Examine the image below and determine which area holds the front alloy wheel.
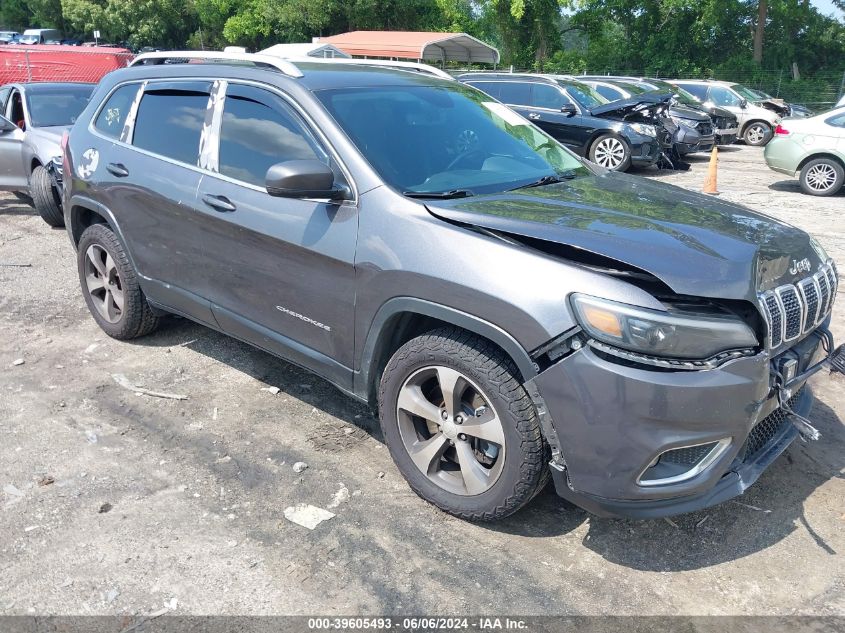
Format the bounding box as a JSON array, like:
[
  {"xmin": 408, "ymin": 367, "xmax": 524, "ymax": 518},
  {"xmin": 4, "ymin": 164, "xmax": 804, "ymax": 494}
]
[
  {"xmin": 743, "ymin": 122, "xmax": 771, "ymax": 146},
  {"xmin": 378, "ymin": 328, "xmax": 549, "ymax": 521},
  {"xmin": 396, "ymin": 366, "xmax": 506, "ymax": 496},
  {"xmin": 589, "ymin": 134, "xmax": 631, "ymax": 171}
]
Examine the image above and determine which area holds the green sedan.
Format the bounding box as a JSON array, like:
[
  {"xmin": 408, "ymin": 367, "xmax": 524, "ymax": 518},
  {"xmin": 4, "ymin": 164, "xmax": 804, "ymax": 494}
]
[{"xmin": 764, "ymin": 106, "xmax": 845, "ymax": 196}]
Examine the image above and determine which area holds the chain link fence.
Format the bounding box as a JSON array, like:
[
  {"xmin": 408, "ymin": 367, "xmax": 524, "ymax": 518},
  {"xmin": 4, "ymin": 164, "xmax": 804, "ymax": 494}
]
[
  {"xmin": 574, "ymin": 69, "xmax": 845, "ymax": 110},
  {"xmin": 0, "ymin": 47, "xmax": 134, "ymax": 85}
]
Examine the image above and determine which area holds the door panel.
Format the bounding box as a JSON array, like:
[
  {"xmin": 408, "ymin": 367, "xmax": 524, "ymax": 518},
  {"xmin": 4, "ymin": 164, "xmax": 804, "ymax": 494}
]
[
  {"xmin": 92, "ymin": 81, "xmax": 212, "ymax": 320},
  {"xmin": 196, "ymin": 84, "xmax": 357, "ymax": 374},
  {"xmin": 0, "ymin": 116, "xmax": 27, "ymax": 190}
]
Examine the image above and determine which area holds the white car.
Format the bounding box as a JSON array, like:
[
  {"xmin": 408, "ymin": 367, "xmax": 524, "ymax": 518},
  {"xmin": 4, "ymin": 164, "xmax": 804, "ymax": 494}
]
[{"xmin": 838, "ymin": 94, "xmax": 845, "ymax": 108}]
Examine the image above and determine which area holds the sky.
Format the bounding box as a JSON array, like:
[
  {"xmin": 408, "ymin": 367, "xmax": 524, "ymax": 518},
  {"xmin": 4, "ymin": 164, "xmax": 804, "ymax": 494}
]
[{"xmin": 810, "ymin": 0, "xmax": 844, "ymax": 20}]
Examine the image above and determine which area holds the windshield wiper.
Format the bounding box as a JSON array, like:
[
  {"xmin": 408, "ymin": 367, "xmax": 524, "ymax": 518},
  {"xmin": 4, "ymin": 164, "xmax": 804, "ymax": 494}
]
[
  {"xmin": 509, "ymin": 170, "xmax": 579, "ymax": 191},
  {"xmin": 403, "ymin": 189, "xmax": 474, "ymax": 199}
]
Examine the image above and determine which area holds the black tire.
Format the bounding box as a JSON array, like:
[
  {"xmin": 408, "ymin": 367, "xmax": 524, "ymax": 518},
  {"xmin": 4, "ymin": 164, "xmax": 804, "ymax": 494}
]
[
  {"xmin": 30, "ymin": 165, "xmax": 64, "ymax": 227},
  {"xmin": 588, "ymin": 134, "xmax": 632, "ymax": 171},
  {"xmin": 799, "ymin": 158, "xmax": 844, "ymax": 197},
  {"xmin": 378, "ymin": 327, "xmax": 548, "ymax": 521},
  {"xmin": 12, "ymin": 191, "xmax": 33, "ymax": 204},
  {"xmin": 742, "ymin": 121, "xmax": 772, "ymax": 147},
  {"xmin": 77, "ymin": 224, "xmax": 160, "ymax": 340}
]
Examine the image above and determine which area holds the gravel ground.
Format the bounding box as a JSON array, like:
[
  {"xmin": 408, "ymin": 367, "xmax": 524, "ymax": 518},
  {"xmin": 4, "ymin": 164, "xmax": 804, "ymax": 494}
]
[{"xmin": 0, "ymin": 145, "xmax": 843, "ymax": 617}]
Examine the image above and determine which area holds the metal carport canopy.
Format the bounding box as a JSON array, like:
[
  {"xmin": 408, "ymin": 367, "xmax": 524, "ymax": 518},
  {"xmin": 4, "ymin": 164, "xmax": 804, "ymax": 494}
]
[{"xmin": 317, "ymin": 31, "xmax": 500, "ymax": 64}]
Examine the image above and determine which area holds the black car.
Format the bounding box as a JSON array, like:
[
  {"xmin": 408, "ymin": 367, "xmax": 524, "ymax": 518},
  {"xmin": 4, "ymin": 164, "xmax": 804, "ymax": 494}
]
[
  {"xmin": 458, "ymin": 73, "xmax": 668, "ymax": 171},
  {"xmin": 580, "ymin": 77, "xmax": 720, "ymax": 152}
]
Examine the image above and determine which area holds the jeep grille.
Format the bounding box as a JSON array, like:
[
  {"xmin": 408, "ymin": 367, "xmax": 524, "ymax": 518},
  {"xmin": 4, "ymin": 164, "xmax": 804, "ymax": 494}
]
[{"xmin": 760, "ymin": 262, "xmax": 838, "ymax": 348}]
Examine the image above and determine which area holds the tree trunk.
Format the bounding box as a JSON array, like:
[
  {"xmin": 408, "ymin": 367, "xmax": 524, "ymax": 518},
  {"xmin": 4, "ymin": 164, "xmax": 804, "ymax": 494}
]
[{"xmin": 753, "ymin": 0, "xmax": 767, "ymax": 64}]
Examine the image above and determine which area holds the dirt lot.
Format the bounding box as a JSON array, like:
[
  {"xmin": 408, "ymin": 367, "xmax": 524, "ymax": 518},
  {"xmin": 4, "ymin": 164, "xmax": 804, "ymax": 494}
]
[{"xmin": 0, "ymin": 145, "xmax": 843, "ymax": 617}]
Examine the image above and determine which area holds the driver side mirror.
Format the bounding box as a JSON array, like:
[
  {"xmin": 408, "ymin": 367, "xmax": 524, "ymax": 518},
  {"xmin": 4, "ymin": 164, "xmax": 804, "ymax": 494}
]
[
  {"xmin": 560, "ymin": 104, "xmax": 577, "ymax": 117},
  {"xmin": 739, "ymin": 98, "xmax": 748, "ymax": 109},
  {"xmin": 265, "ymin": 160, "xmax": 349, "ymax": 201},
  {"xmin": 0, "ymin": 115, "xmax": 16, "ymax": 133}
]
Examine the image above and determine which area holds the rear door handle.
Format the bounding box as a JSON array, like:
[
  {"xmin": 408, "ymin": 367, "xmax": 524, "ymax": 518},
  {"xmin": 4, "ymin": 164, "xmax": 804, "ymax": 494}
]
[
  {"xmin": 106, "ymin": 163, "xmax": 129, "ymax": 177},
  {"xmin": 201, "ymin": 193, "xmax": 236, "ymax": 212},
  {"xmin": 528, "ymin": 112, "xmax": 541, "ymax": 120}
]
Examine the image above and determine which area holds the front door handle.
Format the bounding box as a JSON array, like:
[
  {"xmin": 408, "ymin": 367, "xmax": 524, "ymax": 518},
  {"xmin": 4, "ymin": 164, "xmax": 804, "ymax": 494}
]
[
  {"xmin": 202, "ymin": 193, "xmax": 236, "ymax": 212},
  {"xmin": 528, "ymin": 112, "xmax": 541, "ymax": 120},
  {"xmin": 106, "ymin": 163, "xmax": 129, "ymax": 177}
]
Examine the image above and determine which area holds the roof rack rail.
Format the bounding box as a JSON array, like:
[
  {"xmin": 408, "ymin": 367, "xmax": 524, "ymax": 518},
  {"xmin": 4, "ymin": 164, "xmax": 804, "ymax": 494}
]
[
  {"xmin": 129, "ymin": 51, "xmax": 304, "ymax": 78},
  {"xmin": 278, "ymin": 56, "xmax": 454, "ymax": 80}
]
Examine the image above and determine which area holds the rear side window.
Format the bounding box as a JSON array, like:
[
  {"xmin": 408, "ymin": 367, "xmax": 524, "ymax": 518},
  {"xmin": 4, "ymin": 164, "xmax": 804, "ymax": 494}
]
[
  {"xmin": 497, "ymin": 82, "xmax": 531, "ymax": 106},
  {"xmin": 218, "ymin": 84, "xmax": 324, "ymax": 187},
  {"xmin": 94, "ymin": 84, "xmax": 139, "ymax": 139},
  {"xmin": 133, "ymin": 83, "xmax": 210, "ymax": 165},
  {"xmin": 826, "ymin": 112, "xmax": 845, "ymax": 128},
  {"xmin": 465, "ymin": 82, "xmax": 501, "ymax": 100}
]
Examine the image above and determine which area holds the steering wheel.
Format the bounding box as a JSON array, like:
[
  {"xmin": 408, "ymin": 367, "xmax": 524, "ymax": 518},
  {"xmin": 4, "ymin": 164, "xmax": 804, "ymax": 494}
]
[{"xmin": 446, "ymin": 129, "xmax": 483, "ymax": 170}]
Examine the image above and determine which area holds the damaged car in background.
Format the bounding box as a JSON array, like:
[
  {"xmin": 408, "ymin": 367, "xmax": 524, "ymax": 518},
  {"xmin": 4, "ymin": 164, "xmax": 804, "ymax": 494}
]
[
  {"xmin": 579, "ymin": 76, "xmax": 716, "ymax": 157},
  {"xmin": 458, "ymin": 73, "xmax": 677, "ymax": 171},
  {"xmin": 64, "ymin": 55, "xmax": 845, "ymax": 521},
  {"xmin": 0, "ymin": 81, "xmax": 94, "ymax": 226}
]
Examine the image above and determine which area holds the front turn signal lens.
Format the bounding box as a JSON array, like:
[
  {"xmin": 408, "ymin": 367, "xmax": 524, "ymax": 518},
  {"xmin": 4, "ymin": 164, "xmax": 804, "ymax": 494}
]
[{"xmin": 581, "ymin": 305, "xmax": 623, "ymax": 338}]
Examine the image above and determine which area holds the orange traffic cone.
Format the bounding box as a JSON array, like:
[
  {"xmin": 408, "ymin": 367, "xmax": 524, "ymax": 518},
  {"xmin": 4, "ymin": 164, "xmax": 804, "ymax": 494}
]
[{"xmin": 702, "ymin": 146, "xmax": 719, "ymax": 194}]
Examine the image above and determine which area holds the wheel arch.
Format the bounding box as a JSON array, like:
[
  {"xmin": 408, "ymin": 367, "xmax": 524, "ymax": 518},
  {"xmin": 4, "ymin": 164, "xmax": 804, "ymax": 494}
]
[
  {"xmin": 740, "ymin": 118, "xmax": 773, "ymax": 135},
  {"xmin": 67, "ymin": 197, "xmax": 135, "ymax": 264},
  {"xmin": 797, "ymin": 152, "xmax": 845, "ymax": 172},
  {"xmin": 355, "ymin": 298, "xmax": 538, "ymax": 407}
]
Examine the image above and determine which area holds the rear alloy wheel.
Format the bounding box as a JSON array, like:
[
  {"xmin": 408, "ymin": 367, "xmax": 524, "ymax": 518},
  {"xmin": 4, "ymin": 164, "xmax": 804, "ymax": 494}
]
[
  {"xmin": 589, "ymin": 134, "xmax": 631, "ymax": 171},
  {"xmin": 743, "ymin": 122, "xmax": 772, "ymax": 146},
  {"xmin": 799, "ymin": 158, "xmax": 844, "ymax": 197},
  {"xmin": 378, "ymin": 328, "xmax": 548, "ymax": 521},
  {"xmin": 77, "ymin": 224, "xmax": 160, "ymax": 340},
  {"xmin": 30, "ymin": 165, "xmax": 64, "ymax": 227}
]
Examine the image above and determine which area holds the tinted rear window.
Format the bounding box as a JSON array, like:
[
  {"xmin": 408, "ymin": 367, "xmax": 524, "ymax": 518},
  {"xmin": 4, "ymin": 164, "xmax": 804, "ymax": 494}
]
[
  {"xmin": 133, "ymin": 86, "xmax": 209, "ymax": 165},
  {"xmin": 94, "ymin": 84, "xmax": 139, "ymax": 139},
  {"xmin": 497, "ymin": 82, "xmax": 531, "ymax": 106}
]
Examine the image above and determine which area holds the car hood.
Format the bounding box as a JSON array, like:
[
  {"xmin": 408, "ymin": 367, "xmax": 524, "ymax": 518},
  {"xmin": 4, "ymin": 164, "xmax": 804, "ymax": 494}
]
[
  {"xmin": 27, "ymin": 125, "xmax": 66, "ymax": 145},
  {"xmin": 668, "ymin": 105, "xmax": 710, "ymax": 122},
  {"xmin": 589, "ymin": 93, "xmax": 672, "ymax": 118},
  {"xmin": 425, "ymin": 171, "xmax": 827, "ymax": 302}
]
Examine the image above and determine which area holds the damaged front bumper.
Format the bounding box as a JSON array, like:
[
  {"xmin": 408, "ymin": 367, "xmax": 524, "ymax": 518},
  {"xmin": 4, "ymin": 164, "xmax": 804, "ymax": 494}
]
[{"xmin": 526, "ymin": 328, "xmax": 838, "ymax": 519}]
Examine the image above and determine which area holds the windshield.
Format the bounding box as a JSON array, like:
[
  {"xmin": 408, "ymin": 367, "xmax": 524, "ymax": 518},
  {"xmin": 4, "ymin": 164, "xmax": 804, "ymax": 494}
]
[
  {"xmin": 316, "ymin": 83, "xmax": 589, "ymax": 195},
  {"xmin": 18, "ymin": 35, "xmax": 39, "ymax": 44},
  {"xmin": 731, "ymin": 84, "xmax": 763, "ymax": 101},
  {"xmin": 640, "ymin": 80, "xmax": 700, "ymax": 106},
  {"xmin": 562, "ymin": 82, "xmax": 608, "ymax": 109},
  {"xmin": 25, "ymin": 85, "xmax": 93, "ymax": 127}
]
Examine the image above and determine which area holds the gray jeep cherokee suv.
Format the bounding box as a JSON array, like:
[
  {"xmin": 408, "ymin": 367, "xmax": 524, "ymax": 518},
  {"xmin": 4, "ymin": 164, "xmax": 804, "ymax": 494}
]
[{"xmin": 63, "ymin": 53, "xmax": 843, "ymax": 521}]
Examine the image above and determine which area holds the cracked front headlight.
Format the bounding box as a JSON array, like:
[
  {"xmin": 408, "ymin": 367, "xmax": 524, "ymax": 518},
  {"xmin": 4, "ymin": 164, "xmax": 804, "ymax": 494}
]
[
  {"xmin": 571, "ymin": 294, "xmax": 758, "ymax": 360},
  {"xmin": 628, "ymin": 123, "xmax": 657, "ymax": 137}
]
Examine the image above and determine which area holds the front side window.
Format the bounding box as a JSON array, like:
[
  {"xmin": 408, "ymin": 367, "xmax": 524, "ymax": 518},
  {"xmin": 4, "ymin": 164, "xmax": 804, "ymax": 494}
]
[
  {"xmin": 709, "ymin": 86, "xmax": 742, "ymax": 107},
  {"xmin": 594, "ymin": 84, "xmax": 623, "ymax": 101},
  {"xmin": 94, "ymin": 83, "xmax": 139, "ymax": 139},
  {"xmin": 317, "ymin": 83, "xmax": 589, "ymax": 195},
  {"xmin": 562, "ymin": 82, "xmax": 608, "ymax": 109},
  {"xmin": 218, "ymin": 84, "xmax": 324, "ymax": 187},
  {"xmin": 25, "ymin": 84, "xmax": 93, "ymax": 127},
  {"xmin": 531, "ymin": 84, "xmax": 569, "ymax": 110},
  {"xmin": 132, "ymin": 82, "xmax": 210, "ymax": 165},
  {"xmin": 676, "ymin": 83, "xmax": 708, "ymax": 101}
]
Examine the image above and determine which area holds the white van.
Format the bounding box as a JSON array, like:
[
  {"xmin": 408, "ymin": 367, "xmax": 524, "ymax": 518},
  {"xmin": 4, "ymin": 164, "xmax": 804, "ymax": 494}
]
[{"xmin": 19, "ymin": 28, "xmax": 62, "ymax": 44}]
